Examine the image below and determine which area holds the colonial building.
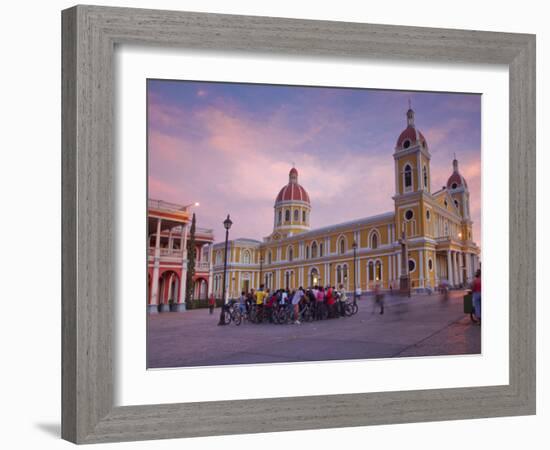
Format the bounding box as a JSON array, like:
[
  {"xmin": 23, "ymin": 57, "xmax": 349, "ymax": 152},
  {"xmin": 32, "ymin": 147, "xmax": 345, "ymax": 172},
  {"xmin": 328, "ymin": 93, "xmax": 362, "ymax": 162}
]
[
  {"xmin": 147, "ymin": 199, "xmax": 214, "ymax": 313},
  {"xmin": 211, "ymin": 106, "xmax": 480, "ymax": 299}
]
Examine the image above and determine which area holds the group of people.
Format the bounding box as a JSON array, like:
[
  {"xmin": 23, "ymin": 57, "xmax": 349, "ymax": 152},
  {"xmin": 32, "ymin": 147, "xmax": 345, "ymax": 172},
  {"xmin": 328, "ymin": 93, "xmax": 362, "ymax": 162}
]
[{"xmin": 232, "ymin": 284, "xmax": 355, "ymax": 324}]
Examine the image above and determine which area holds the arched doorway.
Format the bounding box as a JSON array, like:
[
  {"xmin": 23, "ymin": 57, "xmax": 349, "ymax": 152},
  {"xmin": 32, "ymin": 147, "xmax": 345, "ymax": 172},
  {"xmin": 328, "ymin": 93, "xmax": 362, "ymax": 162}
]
[
  {"xmin": 159, "ymin": 271, "xmax": 179, "ymax": 312},
  {"xmin": 194, "ymin": 277, "xmax": 208, "ymax": 300}
]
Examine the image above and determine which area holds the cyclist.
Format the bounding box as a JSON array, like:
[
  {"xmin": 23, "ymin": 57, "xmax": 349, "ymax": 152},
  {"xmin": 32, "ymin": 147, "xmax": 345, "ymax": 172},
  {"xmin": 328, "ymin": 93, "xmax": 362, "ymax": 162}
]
[
  {"xmin": 291, "ymin": 286, "xmax": 305, "ymax": 324},
  {"xmin": 238, "ymin": 291, "xmax": 247, "ymax": 315},
  {"xmin": 255, "ymin": 285, "xmax": 267, "ymax": 322}
]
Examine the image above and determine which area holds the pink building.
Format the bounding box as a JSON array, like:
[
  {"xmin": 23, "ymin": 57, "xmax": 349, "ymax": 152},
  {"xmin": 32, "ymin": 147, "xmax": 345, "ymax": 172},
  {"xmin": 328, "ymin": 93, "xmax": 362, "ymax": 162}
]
[{"xmin": 147, "ymin": 199, "xmax": 214, "ymax": 313}]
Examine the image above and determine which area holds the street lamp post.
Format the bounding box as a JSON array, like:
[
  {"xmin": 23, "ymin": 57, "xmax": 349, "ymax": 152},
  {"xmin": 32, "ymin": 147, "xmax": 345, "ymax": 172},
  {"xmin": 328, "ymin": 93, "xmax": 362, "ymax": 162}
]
[
  {"xmin": 259, "ymin": 255, "xmax": 264, "ymax": 291},
  {"xmin": 218, "ymin": 214, "xmax": 233, "ymax": 326},
  {"xmin": 352, "ymin": 241, "xmax": 358, "ymax": 303}
]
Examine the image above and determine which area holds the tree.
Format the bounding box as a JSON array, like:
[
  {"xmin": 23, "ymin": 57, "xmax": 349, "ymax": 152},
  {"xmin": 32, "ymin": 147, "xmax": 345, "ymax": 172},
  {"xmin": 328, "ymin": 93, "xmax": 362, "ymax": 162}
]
[{"xmin": 185, "ymin": 213, "xmax": 196, "ymax": 303}]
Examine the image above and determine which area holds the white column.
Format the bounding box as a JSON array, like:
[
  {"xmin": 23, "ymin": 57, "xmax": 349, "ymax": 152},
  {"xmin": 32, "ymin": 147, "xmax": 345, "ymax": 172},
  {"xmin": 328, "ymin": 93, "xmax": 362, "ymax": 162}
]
[
  {"xmin": 177, "ymin": 224, "xmax": 188, "ymax": 310},
  {"xmin": 149, "ymin": 218, "xmax": 162, "ymax": 312},
  {"xmin": 207, "ymin": 245, "xmax": 214, "ymax": 296},
  {"xmin": 458, "ymin": 252, "xmax": 464, "ymax": 285},
  {"xmin": 447, "ymin": 250, "xmax": 453, "ymax": 286},
  {"xmin": 453, "ymin": 251, "xmax": 459, "ymax": 287},
  {"xmin": 357, "ymin": 259, "xmax": 361, "ymax": 290},
  {"xmin": 434, "ymin": 252, "xmax": 439, "ymax": 286},
  {"xmin": 418, "ymin": 249, "xmax": 424, "ymax": 288}
]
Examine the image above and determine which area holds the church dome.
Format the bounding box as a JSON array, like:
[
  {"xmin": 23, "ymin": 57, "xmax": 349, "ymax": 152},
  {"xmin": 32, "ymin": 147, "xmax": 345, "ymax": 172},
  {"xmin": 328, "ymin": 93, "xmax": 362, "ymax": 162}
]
[
  {"xmin": 275, "ymin": 168, "xmax": 310, "ymax": 204},
  {"xmin": 396, "ymin": 107, "xmax": 428, "ymax": 150},
  {"xmin": 446, "ymin": 158, "xmax": 468, "ymax": 190}
]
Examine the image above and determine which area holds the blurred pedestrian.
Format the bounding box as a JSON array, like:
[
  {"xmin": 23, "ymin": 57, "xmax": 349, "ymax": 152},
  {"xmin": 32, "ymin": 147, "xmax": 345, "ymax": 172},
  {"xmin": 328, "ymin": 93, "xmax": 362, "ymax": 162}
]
[
  {"xmin": 373, "ymin": 283, "xmax": 384, "ymax": 315},
  {"xmin": 208, "ymin": 293, "xmax": 215, "ymax": 315},
  {"xmin": 472, "ymin": 269, "xmax": 482, "ymax": 323}
]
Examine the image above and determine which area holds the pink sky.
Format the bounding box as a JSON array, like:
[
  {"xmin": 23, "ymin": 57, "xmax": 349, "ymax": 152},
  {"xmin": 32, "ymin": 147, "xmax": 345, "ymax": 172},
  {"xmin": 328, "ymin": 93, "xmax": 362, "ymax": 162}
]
[{"xmin": 148, "ymin": 80, "xmax": 481, "ymax": 248}]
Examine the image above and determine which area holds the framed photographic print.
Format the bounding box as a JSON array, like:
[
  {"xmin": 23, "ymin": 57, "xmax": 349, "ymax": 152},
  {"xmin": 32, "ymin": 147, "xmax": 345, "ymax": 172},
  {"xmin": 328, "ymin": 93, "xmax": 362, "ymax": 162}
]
[{"xmin": 62, "ymin": 5, "xmax": 536, "ymax": 444}]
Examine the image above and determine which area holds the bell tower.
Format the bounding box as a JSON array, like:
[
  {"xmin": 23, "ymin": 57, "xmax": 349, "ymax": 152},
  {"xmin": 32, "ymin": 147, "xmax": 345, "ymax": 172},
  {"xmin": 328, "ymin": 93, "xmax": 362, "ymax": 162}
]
[
  {"xmin": 393, "ymin": 104, "xmax": 431, "ymax": 197},
  {"xmin": 393, "ymin": 104, "xmax": 432, "ymax": 240}
]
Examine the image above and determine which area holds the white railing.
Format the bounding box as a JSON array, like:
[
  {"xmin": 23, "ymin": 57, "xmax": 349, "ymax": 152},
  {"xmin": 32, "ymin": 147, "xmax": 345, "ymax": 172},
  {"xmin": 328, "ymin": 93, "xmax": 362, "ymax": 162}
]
[
  {"xmin": 148, "ymin": 199, "xmax": 188, "ymax": 212},
  {"xmin": 196, "ymin": 262, "xmax": 210, "ymax": 272},
  {"xmin": 148, "ymin": 248, "xmax": 183, "ymax": 258}
]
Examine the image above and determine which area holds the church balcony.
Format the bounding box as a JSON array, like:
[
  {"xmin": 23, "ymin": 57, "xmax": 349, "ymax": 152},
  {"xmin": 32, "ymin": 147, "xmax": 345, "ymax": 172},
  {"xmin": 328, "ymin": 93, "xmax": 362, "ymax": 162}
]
[{"xmin": 195, "ymin": 261, "xmax": 210, "ymax": 272}]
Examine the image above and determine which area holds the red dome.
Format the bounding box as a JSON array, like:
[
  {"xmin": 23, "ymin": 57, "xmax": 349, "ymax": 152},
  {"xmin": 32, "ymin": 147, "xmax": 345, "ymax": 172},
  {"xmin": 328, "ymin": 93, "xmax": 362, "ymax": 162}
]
[
  {"xmin": 275, "ymin": 168, "xmax": 310, "ymax": 204},
  {"xmin": 446, "ymin": 159, "xmax": 468, "ymax": 189},
  {"xmin": 396, "ymin": 107, "xmax": 427, "ymax": 150},
  {"xmin": 396, "ymin": 126, "xmax": 427, "ymax": 149}
]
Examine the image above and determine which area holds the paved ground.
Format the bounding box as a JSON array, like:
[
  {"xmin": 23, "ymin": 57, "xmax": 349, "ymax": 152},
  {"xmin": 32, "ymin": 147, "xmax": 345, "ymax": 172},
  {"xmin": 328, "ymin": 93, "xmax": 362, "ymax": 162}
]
[{"xmin": 147, "ymin": 291, "xmax": 480, "ymax": 368}]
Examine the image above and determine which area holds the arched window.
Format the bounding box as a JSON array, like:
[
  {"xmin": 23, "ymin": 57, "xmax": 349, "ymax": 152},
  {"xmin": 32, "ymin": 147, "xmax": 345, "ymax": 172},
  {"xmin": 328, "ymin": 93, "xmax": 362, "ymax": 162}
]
[
  {"xmin": 311, "ymin": 241, "xmax": 318, "ymax": 258},
  {"xmin": 302, "ymin": 210, "xmax": 307, "ymax": 223},
  {"xmin": 215, "ymin": 251, "xmax": 222, "ymax": 265},
  {"xmin": 278, "ymin": 210, "xmax": 282, "ymax": 225},
  {"xmin": 375, "ymin": 261, "xmax": 382, "ymax": 281},
  {"xmin": 319, "ymin": 243, "xmax": 323, "ymax": 257},
  {"xmin": 337, "ymin": 265, "xmax": 342, "ymax": 284},
  {"xmin": 267, "ymin": 250, "xmax": 272, "ymax": 264},
  {"xmin": 404, "ymin": 164, "xmax": 412, "ymax": 189},
  {"xmin": 285, "ymin": 209, "xmax": 290, "ymax": 222},
  {"xmin": 305, "ymin": 245, "xmax": 310, "ymax": 259},
  {"xmin": 242, "ymin": 249, "xmax": 250, "ymax": 264},
  {"xmin": 368, "ymin": 261, "xmax": 374, "ymax": 282},
  {"xmin": 454, "ymin": 199, "xmax": 460, "ymax": 209},
  {"xmin": 370, "ymin": 232, "xmax": 379, "ymax": 249},
  {"xmin": 339, "ymin": 238, "xmax": 346, "ymax": 255},
  {"xmin": 423, "ymin": 165, "xmax": 428, "ymax": 188},
  {"xmin": 428, "ymin": 258, "xmax": 433, "ymax": 271},
  {"xmin": 294, "ymin": 209, "xmax": 299, "ymax": 222},
  {"xmin": 408, "ymin": 259, "xmax": 416, "ymax": 273},
  {"xmin": 288, "ymin": 246, "xmax": 293, "ymax": 261}
]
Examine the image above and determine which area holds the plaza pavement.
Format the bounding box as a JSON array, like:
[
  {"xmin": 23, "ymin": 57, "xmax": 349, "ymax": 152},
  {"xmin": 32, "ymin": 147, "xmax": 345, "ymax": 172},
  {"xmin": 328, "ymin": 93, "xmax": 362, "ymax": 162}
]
[{"xmin": 147, "ymin": 290, "xmax": 481, "ymax": 368}]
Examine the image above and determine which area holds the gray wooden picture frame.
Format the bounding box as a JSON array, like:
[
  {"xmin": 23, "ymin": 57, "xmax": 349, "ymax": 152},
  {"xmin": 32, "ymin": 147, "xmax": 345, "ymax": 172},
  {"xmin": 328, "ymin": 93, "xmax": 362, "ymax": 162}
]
[{"xmin": 61, "ymin": 5, "xmax": 536, "ymax": 444}]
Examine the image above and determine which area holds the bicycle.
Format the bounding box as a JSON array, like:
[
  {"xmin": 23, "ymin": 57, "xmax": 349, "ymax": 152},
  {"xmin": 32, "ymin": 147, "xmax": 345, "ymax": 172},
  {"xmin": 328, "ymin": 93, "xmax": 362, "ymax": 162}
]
[
  {"xmin": 221, "ymin": 300, "xmax": 242, "ymax": 326},
  {"xmin": 344, "ymin": 299, "xmax": 359, "ymax": 316}
]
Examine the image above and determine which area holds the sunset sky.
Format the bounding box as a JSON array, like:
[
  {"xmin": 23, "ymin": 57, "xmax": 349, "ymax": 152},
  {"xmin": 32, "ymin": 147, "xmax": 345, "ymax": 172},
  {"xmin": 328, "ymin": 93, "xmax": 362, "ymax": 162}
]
[{"xmin": 148, "ymin": 80, "xmax": 481, "ymax": 246}]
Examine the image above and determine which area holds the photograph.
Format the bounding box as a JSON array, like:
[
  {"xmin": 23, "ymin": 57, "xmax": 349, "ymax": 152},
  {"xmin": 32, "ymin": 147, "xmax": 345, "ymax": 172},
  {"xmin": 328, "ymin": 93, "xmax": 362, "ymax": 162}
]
[{"xmin": 146, "ymin": 80, "xmax": 482, "ymax": 369}]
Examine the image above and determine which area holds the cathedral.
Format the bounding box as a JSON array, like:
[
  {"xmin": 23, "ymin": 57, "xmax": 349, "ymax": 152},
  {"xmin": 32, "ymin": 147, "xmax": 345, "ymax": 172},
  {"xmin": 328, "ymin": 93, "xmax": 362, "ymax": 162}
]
[{"xmin": 210, "ymin": 106, "xmax": 481, "ymax": 299}]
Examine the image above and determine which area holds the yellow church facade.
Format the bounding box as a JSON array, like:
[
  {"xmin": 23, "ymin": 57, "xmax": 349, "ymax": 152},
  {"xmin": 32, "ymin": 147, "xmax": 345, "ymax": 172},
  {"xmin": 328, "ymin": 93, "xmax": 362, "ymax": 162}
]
[{"xmin": 210, "ymin": 106, "xmax": 480, "ymax": 299}]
